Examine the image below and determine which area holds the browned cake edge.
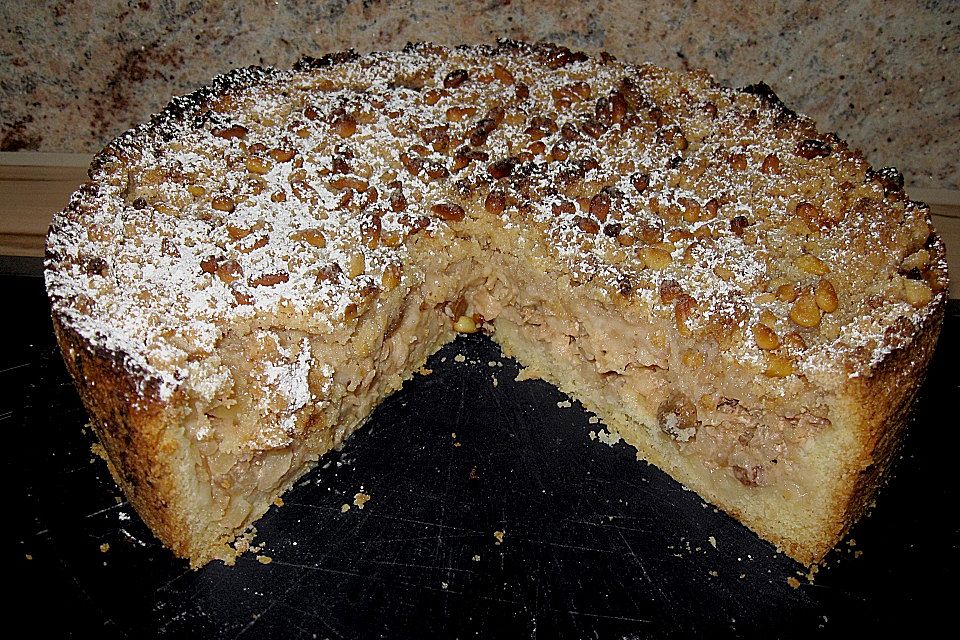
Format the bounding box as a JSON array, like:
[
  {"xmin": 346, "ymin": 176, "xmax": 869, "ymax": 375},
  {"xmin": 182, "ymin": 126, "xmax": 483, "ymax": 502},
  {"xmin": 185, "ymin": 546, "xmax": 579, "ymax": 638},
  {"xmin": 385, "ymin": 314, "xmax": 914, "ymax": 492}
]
[{"xmin": 51, "ymin": 314, "xmax": 222, "ymax": 563}]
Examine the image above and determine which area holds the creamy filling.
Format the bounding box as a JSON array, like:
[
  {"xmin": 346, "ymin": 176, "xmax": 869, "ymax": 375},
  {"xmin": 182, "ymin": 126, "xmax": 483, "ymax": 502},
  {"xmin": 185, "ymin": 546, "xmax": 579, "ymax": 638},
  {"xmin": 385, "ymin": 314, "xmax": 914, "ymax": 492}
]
[{"xmin": 180, "ymin": 242, "xmax": 833, "ymax": 537}]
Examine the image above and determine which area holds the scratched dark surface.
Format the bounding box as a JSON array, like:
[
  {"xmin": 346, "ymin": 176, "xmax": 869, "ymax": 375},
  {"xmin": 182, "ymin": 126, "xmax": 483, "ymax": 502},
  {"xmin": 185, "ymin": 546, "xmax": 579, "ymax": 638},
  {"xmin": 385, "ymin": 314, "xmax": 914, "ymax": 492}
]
[{"xmin": 5, "ymin": 273, "xmax": 958, "ymax": 638}]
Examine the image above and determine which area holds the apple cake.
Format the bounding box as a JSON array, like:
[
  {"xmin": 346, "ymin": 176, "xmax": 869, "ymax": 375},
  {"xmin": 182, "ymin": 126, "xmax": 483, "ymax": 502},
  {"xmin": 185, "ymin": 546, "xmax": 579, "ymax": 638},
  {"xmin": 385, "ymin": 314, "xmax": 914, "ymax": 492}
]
[{"xmin": 44, "ymin": 41, "xmax": 948, "ymax": 568}]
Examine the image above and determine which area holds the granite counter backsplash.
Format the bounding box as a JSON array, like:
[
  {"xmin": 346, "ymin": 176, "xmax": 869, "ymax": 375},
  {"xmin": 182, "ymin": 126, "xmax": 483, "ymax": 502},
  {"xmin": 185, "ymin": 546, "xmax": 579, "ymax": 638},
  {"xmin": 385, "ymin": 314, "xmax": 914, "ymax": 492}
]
[{"xmin": 1, "ymin": 0, "xmax": 956, "ymax": 189}]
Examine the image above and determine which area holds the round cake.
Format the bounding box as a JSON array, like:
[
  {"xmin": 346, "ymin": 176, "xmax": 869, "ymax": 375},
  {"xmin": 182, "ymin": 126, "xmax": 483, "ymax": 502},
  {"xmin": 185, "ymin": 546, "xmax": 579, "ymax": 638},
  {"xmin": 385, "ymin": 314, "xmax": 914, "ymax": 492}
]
[{"xmin": 44, "ymin": 40, "xmax": 948, "ymax": 567}]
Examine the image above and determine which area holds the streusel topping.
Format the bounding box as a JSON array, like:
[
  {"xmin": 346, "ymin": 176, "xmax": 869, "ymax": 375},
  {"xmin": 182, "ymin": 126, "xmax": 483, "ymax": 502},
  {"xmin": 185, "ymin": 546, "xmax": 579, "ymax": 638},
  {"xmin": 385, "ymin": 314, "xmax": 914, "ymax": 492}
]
[{"xmin": 45, "ymin": 41, "xmax": 948, "ymax": 400}]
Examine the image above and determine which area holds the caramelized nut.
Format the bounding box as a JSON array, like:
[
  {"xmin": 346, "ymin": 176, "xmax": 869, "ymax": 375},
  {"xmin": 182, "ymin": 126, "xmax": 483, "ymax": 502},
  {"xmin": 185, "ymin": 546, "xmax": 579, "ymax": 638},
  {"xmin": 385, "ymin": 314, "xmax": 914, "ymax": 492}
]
[
  {"xmin": 216, "ymin": 259, "xmax": 243, "ymax": 283},
  {"xmin": 576, "ymin": 216, "xmax": 600, "ymax": 234},
  {"xmin": 659, "ymin": 278, "xmax": 683, "ymax": 303},
  {"xmin": 348, "ymin": 252, "xmax": 366, "ymax": 279},
  {"xmin": 902, "ymin": 279, "xmax": 933, "ymax": 307},
  {"xmin": 493, "ymin": 64, "xmax": 515, "ymax": 85},
  {"xmin": 268, "ymin": 148, "xmax": 297, "ymax": 163},
  {"xmin": 212, "ymin": 124, "xmax": 248, "ymax": 139},
  {"xmin": 795, "ymin": 253, "xmax": 829, "ymax": 275},
  {"xmin": 329, "ymin": 176, "xmax": 369, "ymax": 192},
  {"xmin": 211, "ymin": 195, "xmax": 236, "ymax": 212},
  {"xmin": 488, "ymin": 158, "xmax": 515, "ymax": 179},
  {"xmin": 245, "ymin": 156, "xmax": 272, "ymax": 175},
  {"xmin": 815, "ymin": 279, "xmax": 839, "ymax": 312},
  {"xmin": 764, "ymin": 353, "xmax": 795, "ymax": 377},
  {"xmin": 752, "ymin": 323, "xmax": 780, "ymax": 350},
  {"xmin": 291, "ymin": 228, "xmax": 327, "ymax": 248},
  {"xmin": 776, "ymin": 283, "xmax": 798, "ymax": 303},
  {"xmin": 431, "ymin": 202, "xmax": 466, "ymax": 221},
  {"xmin": 333, "ymin": 116, "xmax": 357, "ymax": 138},
  {"xmin": 631, "ymin": 172, "xmax": 650, "ymax": 193},
  {"xmin": 729, "ymin": 153, "xmax": 748, "ymax": 171},
  {"xmin": 250, "ymin": 272, "xmax": 289, "ymax": 287},
  {"xmin": 589, "ymin": 192, "xmax": 611, "ymax": 222},
  {"xmin": 789, "ymin": 291, "xmax": 822, "ymax": 328},
  {"xmin": 381, "ymin": 263, "xmax": 402, "ymax": 291},
  {"xmin": 446, "ymin": 106, "xmax": 477, "ymax": 122},
  {"xmin": 761, "ymin": 153, "xmax": 781, "ymax": 174},
  {"xmin": 795, "ymin": 139, "xmax": 831, "ymax": 159},
  {"xmin": 484, "ymin": 191, "xmax": 507, "ymax": 214},
  {"xmin": 730, "ymin": 215, "xmax": 750, "ymax": 236},
  {"xmin": 443, "ymin": 69, "xmax": 469, "ymax": 88},
  {"xmin": 640, "ymin": 246, "xmax": 672, "ymax": 270},
  {"xmin": 454, "ymin": 315, "xmax": 478, "ymax": 333}
]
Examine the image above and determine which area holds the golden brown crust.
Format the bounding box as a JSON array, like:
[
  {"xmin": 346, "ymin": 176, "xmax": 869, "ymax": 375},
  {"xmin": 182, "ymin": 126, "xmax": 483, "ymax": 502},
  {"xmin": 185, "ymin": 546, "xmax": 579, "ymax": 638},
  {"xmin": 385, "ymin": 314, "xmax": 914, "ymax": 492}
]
[{"xmin": 52, "ymin": 314, "xmax": 197, "ymax": 560}]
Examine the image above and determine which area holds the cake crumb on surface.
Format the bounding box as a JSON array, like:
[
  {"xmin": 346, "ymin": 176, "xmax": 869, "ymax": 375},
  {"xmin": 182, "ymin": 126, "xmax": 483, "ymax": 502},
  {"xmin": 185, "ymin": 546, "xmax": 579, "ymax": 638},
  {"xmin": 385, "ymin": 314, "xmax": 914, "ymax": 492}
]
[
  {"xmin": 273, "ymin": 497, "xmax": 284, "ymax": 507},
  {"xmin": 597, "ymin": 429, "xmax": 622, "ymax": 446},
  {"xmin": 99, "ymin": 543, "xmax": 110, "ymax": 553},
  {"xmin": 494, "ymin": 530, "xmax": 505, "ymax": 545},
  {"xmin": 472, "ymin": 554, "xmax": 480, "ymax": 561},
  {"xmin": 787, "ymin": 576, "xmax": 801, "ymax": 589},
  {"xmin": 454, "ymin": 354, "xmax": 466, "ymax": 363},
  {"xmin": 257, "ymin": 555, "xmax": 273, "ymax": 564},
  {"xmin": 341, "ymin": 503, "xmax": 351, "ymax": 512},
  {"xmin": 588, "ymin": 416, "xmax": 600, "ymax": 424},
  {"xmin": 353, "ymin": 491, "xmax": 371, "ymax": 509},
  {"xmin": 557, "ymin": 400, "xmax": 572, "ymax": 408},
  {"xmin": 708, "ymin": 536, "xmax": 717, "ymax": 549}
]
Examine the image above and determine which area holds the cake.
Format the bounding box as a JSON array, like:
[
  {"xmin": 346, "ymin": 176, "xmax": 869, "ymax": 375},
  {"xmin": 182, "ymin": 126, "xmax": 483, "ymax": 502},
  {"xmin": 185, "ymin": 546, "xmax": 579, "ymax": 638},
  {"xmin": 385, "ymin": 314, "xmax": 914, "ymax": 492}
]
[{"xmin": 44, "ymin": 41, "xmax": 948, "ymax": 568}]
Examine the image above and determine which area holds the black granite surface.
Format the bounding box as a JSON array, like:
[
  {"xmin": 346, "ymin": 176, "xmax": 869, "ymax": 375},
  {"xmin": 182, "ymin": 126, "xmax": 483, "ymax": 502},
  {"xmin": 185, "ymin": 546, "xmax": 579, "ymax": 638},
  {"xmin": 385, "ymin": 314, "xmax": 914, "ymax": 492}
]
[{"xmin": 5, "ymin": 274, "xmax": 957, "ymax": 638}]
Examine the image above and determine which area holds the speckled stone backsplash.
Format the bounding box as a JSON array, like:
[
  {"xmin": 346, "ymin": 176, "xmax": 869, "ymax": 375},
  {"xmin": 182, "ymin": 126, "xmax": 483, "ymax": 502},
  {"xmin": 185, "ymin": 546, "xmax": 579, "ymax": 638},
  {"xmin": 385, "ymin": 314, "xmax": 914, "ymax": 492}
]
[{"xmin": 1, "ymin": 0, "xmax": 956, "ymax": 188}]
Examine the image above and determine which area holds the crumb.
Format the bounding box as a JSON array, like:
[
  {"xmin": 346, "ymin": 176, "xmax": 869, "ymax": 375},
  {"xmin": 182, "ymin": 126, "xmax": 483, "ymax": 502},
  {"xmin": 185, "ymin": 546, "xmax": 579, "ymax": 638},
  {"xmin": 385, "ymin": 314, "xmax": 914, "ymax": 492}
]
[
  {"xmin": 515, "ymin": 366, "xmax": 540, "ymax": 381},
  {"xmin": 99, "ymin": 543, "xmax": 110, "ymax": 553},
  {"xmin": 708, "ymin": 536, "xmax": 717, "ymax": 549},
  {"xmin": 441, "ymin": 581, "xmax": 448, "ymax": 589},
  {"xmin": 557, "ymin": 400, "xmax": 572, "ymax": 408},
  {"xmin": 418, "ymin": 366, "xmax": 433, "ymax": 375},
  {"xmin": 232, "ymin": 528, "xmax": 258, "ymax": 555},
  {"xmin": 451, "ymin": 432, "xmax": 457, "ymax": 439},
  {"xmin": 118, "ymin": 511, "xmax": 130, "ymax": 521},
  {"xmin": 454, "ymin": 353, "xmax": 466, "ymax": 363},
  {"xmin": 353, "ymin": 491, "xmax": 371, "ymax": 509},
  {"xmin": 787, "ymin": 576, "xmax": 801, "ymax": 589},
  {"xmin": 709, "ymin": 570, "xmax": 718, "ymax": 577},
  {"xmin": 488, "ymin": 361, "xmax": 498, "ymax": 367},
  {"xmin": 273, "ymin": 497, "xmax": 284, "ymax": 507},
  {"xmin": 341, "ymin": 503, "xmax": 351, "ymax": 512},
  {"xmin": 25, "ymin": 554, "xmax": 32, "ymax": 561},
  {"xmin": 454, "ymin": 442, "xmax": 461, "ymax": 447},
  {"xmin": 472, "ymin": 554, "xmax": 480, "ymax": 561},
  {"xmin": 597, "ymin": 429, "xmax": 622, "ymax": 446},
  {"xmin": 847, "ymin": 538, "xmax": 857, "ymax": 547},
  {"xmin": 492, "ymin": 375, "xmax": 498, "ymax": 387},
  {"xmin": 589, "ymin": 430, "xmax": 597, "ymax": 440},
  {"xmin": 90, "ymin": 443, "xmax": 107, "ymax": 461},
  {"xmin": 494, "ymin": 530, "xmax": 505, "ymax": 545},
  {"xmin": 853, "ymin": 550, "xmax": 863, "ymax": 559},
  {"xmin": 257, "ymin": 555, "xmax": 273, "ymax": 565},
  {"xmin": 739, "ymin": 573, "xmax": 746, "ymax": 579},
  {"xmin": 588, "ymin": 416, "xmax": 600, "ymax": 424}
]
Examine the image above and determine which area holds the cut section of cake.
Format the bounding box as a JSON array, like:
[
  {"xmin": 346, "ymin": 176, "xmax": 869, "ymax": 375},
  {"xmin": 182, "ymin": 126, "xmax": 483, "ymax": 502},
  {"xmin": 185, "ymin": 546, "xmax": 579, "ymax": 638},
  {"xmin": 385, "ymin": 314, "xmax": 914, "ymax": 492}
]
[{"xmin": 45, "ymin": 41, "xmax": 947, "ymax": 568}]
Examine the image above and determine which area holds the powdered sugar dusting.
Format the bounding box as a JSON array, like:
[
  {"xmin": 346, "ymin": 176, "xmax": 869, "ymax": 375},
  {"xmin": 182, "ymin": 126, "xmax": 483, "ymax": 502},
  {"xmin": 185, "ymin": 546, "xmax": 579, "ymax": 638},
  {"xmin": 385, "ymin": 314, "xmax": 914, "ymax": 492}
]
[{"xmin": 45, "ymin": 41, "xmax": 947, "ymax": 404}]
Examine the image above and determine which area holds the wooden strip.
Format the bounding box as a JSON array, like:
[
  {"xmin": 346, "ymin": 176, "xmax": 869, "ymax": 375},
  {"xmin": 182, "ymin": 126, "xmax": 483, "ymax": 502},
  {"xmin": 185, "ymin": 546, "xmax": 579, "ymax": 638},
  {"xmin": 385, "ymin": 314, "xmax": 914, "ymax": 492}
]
[
  {"xmin": 0, "ymin": 152, "xmax": 91, "ymax": 167},
  {"xmin": 932, "ymin": 214, "xmax": 960, "ymax": 300}
]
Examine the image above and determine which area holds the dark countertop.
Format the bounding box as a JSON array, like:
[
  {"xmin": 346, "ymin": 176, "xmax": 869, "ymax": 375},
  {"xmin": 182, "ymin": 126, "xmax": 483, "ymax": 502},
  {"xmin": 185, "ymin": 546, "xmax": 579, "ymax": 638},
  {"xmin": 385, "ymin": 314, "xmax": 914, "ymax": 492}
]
[{"xmin": 5, "ymin": 273, "xmax": 958, "ymax": 638}]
